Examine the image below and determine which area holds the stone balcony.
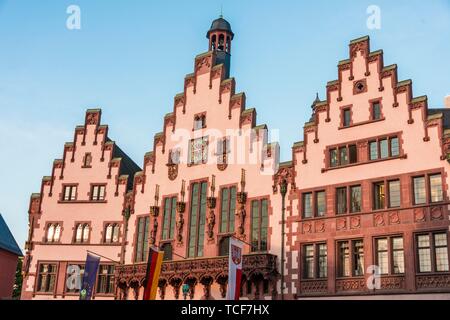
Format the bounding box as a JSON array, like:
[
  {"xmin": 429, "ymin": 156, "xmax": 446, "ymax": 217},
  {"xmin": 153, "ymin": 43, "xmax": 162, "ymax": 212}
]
[{"xmin": 115, "ymin": 253, "xmax": 278, "ymax": 300}]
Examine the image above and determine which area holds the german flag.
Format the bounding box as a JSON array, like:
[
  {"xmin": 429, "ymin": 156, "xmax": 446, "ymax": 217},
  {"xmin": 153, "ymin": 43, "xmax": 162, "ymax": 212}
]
[{"xmin": 143, "ymin": 247, "xmax": 164, "ymax": 300}]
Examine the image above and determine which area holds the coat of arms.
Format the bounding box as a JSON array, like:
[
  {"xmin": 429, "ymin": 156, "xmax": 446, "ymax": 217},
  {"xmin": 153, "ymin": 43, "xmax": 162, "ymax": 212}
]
[{"xmin": 231, "ymin": 244, "xmax": 242, "ymax": 265}]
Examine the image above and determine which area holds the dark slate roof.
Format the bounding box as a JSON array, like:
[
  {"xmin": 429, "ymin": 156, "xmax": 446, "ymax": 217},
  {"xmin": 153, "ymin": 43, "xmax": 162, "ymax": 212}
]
[
  {"xmin": 206, "ymin": 17, "xmax": 234, "ymax": 39},
  {"xmin": 107, "ymin": 139, "xmax": 142, "ymax": 191},
  {"xmin": 0, "ymin": 214, "xmax": 22, "ymax": 256}
]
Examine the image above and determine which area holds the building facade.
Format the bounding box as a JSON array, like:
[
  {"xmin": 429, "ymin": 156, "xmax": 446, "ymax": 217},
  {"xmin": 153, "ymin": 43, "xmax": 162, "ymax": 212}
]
[
  {"xmin": 0, "ymin": 214, "xmax": 22, "ymax": 299},
  {"xmin": 21, "ymin": 17, "xmax": 450, "ymax": 300}
]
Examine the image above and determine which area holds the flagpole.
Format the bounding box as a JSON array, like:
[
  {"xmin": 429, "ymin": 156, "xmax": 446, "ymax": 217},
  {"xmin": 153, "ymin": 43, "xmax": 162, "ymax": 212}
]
[
  {"xmin": 86, "ymin": 250, "xmax": 120, "ymax": 264},
  {"xmin": 231, "ymin": 235, "xmax": 255, "ymax": 250}
]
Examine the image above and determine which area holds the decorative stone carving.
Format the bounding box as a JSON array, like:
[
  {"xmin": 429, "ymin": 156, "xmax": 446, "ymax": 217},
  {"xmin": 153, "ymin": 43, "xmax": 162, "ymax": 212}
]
[
  {"xmin": 206, "ymin": 197, "xmax": 216, "ymax": 242},
  {"xmin": 414, "ymin": 208, "xmax": 426, "ymax": 222},
  {"xmin": 350, "ymin": 216, "xmax": 361, "ymax": 229},
  {"xmin": 273, "ymin": 165, "xmax": 296, "ymax": 194},
  {"xmin": 149, "ymin": 218, "xmax": 158, "ymax": 246},
  {"xmin": 300, "ymin": 280, "xmax": 328, "ymax": 294},
  {"xmin": 430, "ymin": 206, "xmax": 444, "ymax": 220},
  {"xmin": 236, "ymin": 192, "xmax": 247, "ymax": 238},
  {"xmin": 374, "ymin": 213, "xmax": 385, "ymax": 226},
  {"xmin": 388, "ymin": 211, "xmax": 400, "ymax": 225},
  {"xmin": 315, "ymin": 221, "xmax": 325, "ymax": 233},
  {"xmin": 336, "ymin": 218, "xmax": 347, "ymax": 231},
  {"xmin": 302, "ymin": 223, "xmax": 312, "ymax": 234},
  {"xmin": 167, "ymin": 163, "xmax": 178, "ymax": 181},
  {"xmin": 336, "ymin": 278, "xmax": 366, "ymax": 292},
  {"xmin": 380, "ymin": 276, "xmax": 405, "ymax": 290},
  {"xmin": 176, "ymin": 202, "xmax": 186, "ymax": 245},
  {"xmin": 416, "ymin": 274, "xmax": 450, "ymax": 289}
]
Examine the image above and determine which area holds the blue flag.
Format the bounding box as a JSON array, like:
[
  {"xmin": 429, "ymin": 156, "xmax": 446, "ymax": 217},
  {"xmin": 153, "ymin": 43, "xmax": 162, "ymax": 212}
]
[{"xmin": 79, "ymin": 253, "xmax": 100, "ymax": 300}]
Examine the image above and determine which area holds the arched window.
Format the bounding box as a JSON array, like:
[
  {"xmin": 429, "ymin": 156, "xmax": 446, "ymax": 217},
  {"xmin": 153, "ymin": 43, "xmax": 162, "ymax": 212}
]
[
  {"xmin": 75, "ymin": 223, "xmax": 89, "ymax": 243},
  {"xmin": 46, "ymin": 224, "xmax": 55, "ymax": 242},
  {"xmin": 104, "ymin": 223, "xmax": 120, "ymax": 243},
  {"xmin": 211, "ymin": 35, "xmax": 216, "ymax": 50},
  {"xmin": 218, "ymin": 34, "xmax": 225, "ymax": 51},
  {"xmin": 54, "ymin": 224, "xmax": 61, "ymax": 242},
  {"xmin": 82, "ymin": 224, "xmax": 90, "ymax": 242},
  {"xmin": 76, "ymin": 224, "xmax": 83, "ymax": 243}
]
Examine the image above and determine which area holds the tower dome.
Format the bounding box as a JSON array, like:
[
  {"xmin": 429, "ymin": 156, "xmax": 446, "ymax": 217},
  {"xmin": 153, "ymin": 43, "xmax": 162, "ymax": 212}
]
[{"xmin": 206, "ymin": 16, "xmax": 234, "ymax": 39}]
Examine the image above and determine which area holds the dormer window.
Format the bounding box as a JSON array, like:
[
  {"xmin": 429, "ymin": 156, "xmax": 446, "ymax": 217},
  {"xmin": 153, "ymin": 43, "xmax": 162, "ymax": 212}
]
[{"xmin": 194, "ymin": 113, "xmax": 206, "ymax": 130}]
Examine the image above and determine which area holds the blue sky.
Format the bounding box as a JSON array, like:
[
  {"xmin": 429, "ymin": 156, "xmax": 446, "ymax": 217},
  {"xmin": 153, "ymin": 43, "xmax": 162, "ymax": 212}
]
[{"xmin": 1, "ymin": 0, "xmax": 449, "ymax": 247}]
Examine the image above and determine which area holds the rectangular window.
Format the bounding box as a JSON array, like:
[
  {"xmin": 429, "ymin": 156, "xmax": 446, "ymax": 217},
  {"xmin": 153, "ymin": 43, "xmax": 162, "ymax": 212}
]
[
  {"xmin": 251, "ymin": 199, "xmax": 269, "ymax": 252},
  {"xmin": 390, "ymin": 137, "xmax": 399, "ymax": 157},
  {"xmin": 303, "ymin": 244, "xmax": 314, "ymax": 279},
  {"xmin": 430, "ymin": 174, "xmax": 443, "ymax": 203},
  {"xmin": 349, "ymin": 144, "xmax": 357, "ymax": 164},
  {"xmin": 96, "ymin": 265, "xmax": 115, "ymax": 294},
  {"xmin": 417, "ymin": 232, "xmax": 449, "ymax": 273},
  {"xmin": 65, "ymin": 264, "xmax": 85, "ymax": 293},
  {"xmin": 37, "ymin": 264, "xmax": 57, "ymax": 293},
  {"xmin": 336, "ymin": 187, "xmax": 347, "ymax": 214},
  {"xmin": 318, "ymin": 244, "xmax": 328, "ymax": 278},
  {"xmin": 413, "ymin": 176, "xmax": 426, "ymax": 205},
  {"xmin": 373, "ymin": 182, "xmax": 385, "ymax": 210},
  {"xmin": 302, "ymin": 193, "xmax": 312, "ymax": 218},
  {"xmin": 338, "ymin": 240, "xmax": 364, "ymax": 277},
  {"xmin": 376, "ymin": 238, "xmax": 389, "ymax": 275},
  {"xmin": 135, "ymin": 216, "xmax": 150, "ymax": 263},
  {"xmin": 63, "ymin": 185, "xmax": 77, "ymax": 201},
  {"xmin": 188, "ymin": 182, "xmax": 208, "ymax": 258},
  {"xmin": 220, "ymin": 186, "xmax": 237, "ymax": 233},
  {"xmin": 339, "ymin": 147, "xmax": 348, "ymax": 165},
  {"xmin": 91, "ymin": 185, "xmax": 106, "ymax": 201},
  {"xmin": 372, "ymin": 102, "xmax": 381, "ymax": 120},
  {"xmin": 392, "ymin": 237, "xmax": 405, "ymax": 274},
  {"xmin": 330, "ymin": 149, "xmax": 338, "ymax": 167},
  {"xmin": 376, "ymin": 237, "xmax": 405, "ymax": 275},
  {"xmin": 369, "ymin": 141, "xmax": 378, "ymax": 160},
  {"xmin": 350, "ymin": 185, "xmax": 361, "ymax": 213},
  {"xmin": 316, "ymin": 191, "xmax": 326, "ymax": 217},
  {"xmin": 369, "ymin": 136, "xmax": 399, "ymax": 161},
  {"xmin": 417, "ymin": 234, "xmax": 432, "ymax": 273},
  {"xmin": 189, "ymin": 137, "xmax": 208, "ymax": 165},
  {"xmin": 353, "ymin": 240, "xmax": 364, "ymax": 276},
  {"xmin": 338, "ymin": 241, "xmax": 350, "ymax": 277},
  {"xmin": 343, "ymin": 109, "xmax": 351, "ymax": 127},
  {"xmin": 434, "ymin": 233, "xmax": 449, "ymax": 272},
  {"xmin": 302, "ymin": 243, "xmax": 327, "ymax": 279},
  {"xmin": 388, "ymin": 180, "xmax": 401, "ymax": 208},
  {"xmin": 162, "ymin": 197, "xmax": 177, "ymax": 240},
  {"xmin": 380, "ymin": 139, "xmax": 389, "ymax": 159}
]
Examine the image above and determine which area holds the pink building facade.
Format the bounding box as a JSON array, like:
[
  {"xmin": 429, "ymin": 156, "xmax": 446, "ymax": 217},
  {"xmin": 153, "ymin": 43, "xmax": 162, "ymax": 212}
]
[{"xmin": 21, "ymin": 18, "xmax": 450, "ymax": 300}]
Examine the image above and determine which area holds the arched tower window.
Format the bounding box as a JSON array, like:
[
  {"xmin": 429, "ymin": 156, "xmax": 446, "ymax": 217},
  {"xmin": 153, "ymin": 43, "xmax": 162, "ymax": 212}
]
[{"xmin": 218, "ymin": 34, "xmax": 225, "ymax": 51}]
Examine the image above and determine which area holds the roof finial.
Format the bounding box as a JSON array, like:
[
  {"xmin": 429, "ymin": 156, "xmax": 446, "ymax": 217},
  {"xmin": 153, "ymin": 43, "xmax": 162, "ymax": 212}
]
[{"xmin": 220, "ymin": 4, "xmax": 223, "ymax": 18}]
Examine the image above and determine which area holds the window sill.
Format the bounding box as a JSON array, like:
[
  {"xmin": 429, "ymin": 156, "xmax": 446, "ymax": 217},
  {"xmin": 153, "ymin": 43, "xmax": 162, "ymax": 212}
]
[
  {"xmin": 58, "ymin": 200, "xmax": 107, "ymax": 204},
  {"xmin": 322, "ymin": 154, "xmax": 407, "ymax": 172},
  {"xmin": 338, "ymin": 117, "xmax": 385, "ymax": 130}
]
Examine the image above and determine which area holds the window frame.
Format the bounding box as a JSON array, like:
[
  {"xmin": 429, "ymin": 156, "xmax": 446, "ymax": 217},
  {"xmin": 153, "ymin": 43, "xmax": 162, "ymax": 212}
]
[
  {"xmin": 301, "ymin": 242, "xmax": 328, "ymax": 280},
  {"xmin": 373, "ymin": 235, "xmax": 405, "ymax": 275},
  {"xmin": 336, "ymin": 239, "xmax": 365, "ymax": 278},
  {"xmin": 412, "ymin": 173, "xmax": 444, "ymax": 206},
  {"xmin": 90, "ymin": 184, "xmax": 106, "ymax": 201},
  {"xmin": 250, "ymin": 198, "xmax": 269, "ymax": 252},
  {"xmin": 415, "ymin": 231, "xmax": 450, "ymax": 274},
  {"xmin": 219, "ymin": 185, "xmax": 237, "ymax": 234}
]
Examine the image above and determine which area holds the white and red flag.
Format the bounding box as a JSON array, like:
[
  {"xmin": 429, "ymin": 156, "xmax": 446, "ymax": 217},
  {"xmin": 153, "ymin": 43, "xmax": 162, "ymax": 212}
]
[{"xmin": 227, "ymin": 237, "xmax": 244, "ymax": 300}]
